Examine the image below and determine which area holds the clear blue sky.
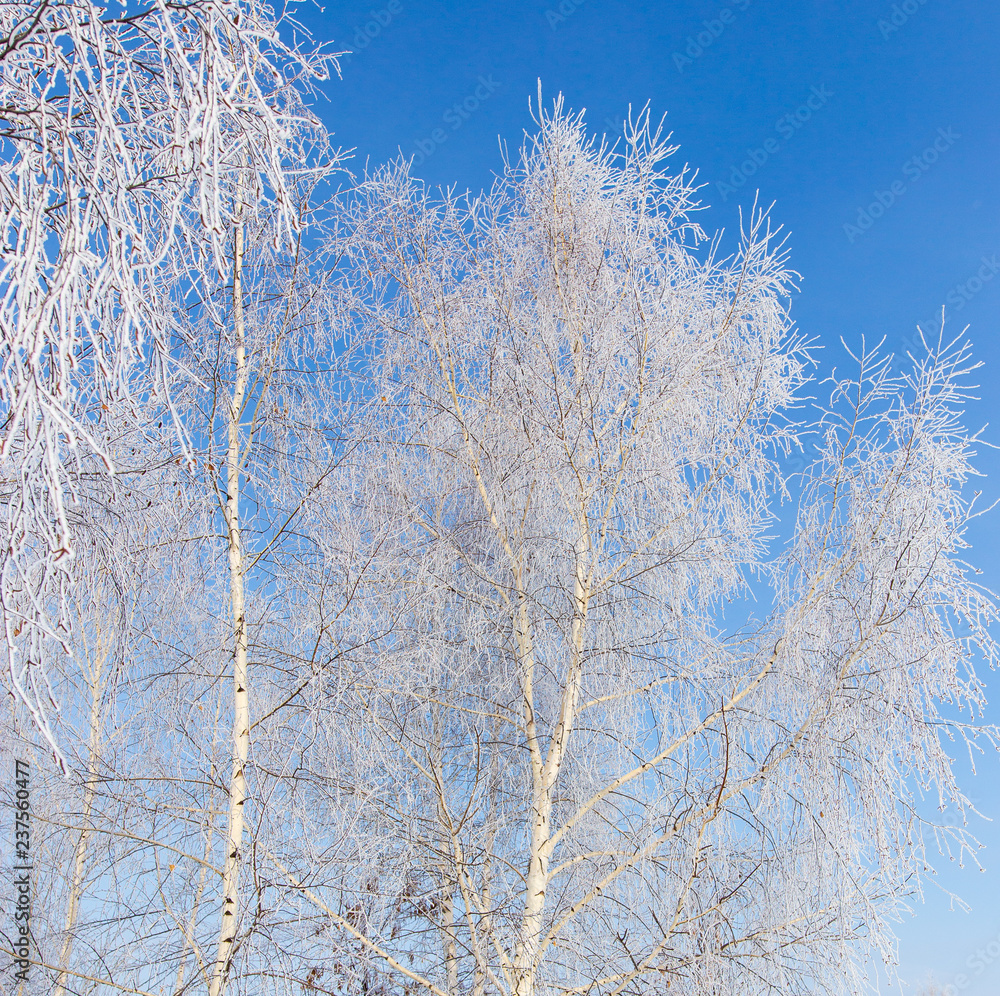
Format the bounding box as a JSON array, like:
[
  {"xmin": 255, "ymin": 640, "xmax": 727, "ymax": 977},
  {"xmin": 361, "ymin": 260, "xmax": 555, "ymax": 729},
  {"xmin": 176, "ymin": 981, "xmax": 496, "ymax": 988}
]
[{"xmin": 299, "ymin": 1, "xmax": 1000, "ymax": 990}]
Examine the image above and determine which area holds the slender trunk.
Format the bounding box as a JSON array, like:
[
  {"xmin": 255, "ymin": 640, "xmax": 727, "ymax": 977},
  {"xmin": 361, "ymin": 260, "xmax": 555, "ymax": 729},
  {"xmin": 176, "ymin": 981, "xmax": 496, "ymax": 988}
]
[
  {"xmin": 472, "ymin": 825, "xmax": 493, "ymax": 996},
  {"xmin": 512, "ymin": 540, "xmax": 591, "ymax": 996},
  {"xmin": 174, "ymin": 803, "xmax": 217, "ymax": 996},
  {"xmin": 53, "ymin": 617, "xmax": 112, "ymax": 996},
  {"xmin": 430, "ymin": 708, "xmax": 460, "ymax": 995},
  {"xmin": 175, "ymin": 696, "xmax": 225, "ymax": 996},
  {"xmin": 442, "ymin": 878, "xmax": 459, "ymax": 994},
  {"xmin": 210, "ymin": 218, "xmax": 251, "ymax": 996}
]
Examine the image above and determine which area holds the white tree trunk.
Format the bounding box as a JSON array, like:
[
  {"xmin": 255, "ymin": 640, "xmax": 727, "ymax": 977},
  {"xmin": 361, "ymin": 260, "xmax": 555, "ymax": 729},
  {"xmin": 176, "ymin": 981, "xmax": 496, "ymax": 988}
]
[
  {"xmin": 210, "ymin": 219, "xmax": 251, "ymax": 996},
  {"xmin": 512, "ymin": 537, "xmax": 591, "ymax": 996},
  {"xmin": 53, "ymin": 610, "xmax": 114, "ymax": 996}
]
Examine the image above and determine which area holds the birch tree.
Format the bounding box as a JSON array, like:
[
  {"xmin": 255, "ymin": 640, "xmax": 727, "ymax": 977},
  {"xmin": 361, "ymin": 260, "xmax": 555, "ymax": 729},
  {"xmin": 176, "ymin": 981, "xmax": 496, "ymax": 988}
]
[
  {"xmin": 0, "ymin": 414, "xmax": 220, "ymax": 994},
  {"xmin": 153, "ymin": 144, "xmax": 352, "ymax": 994},
  {"xmin": 0, "ymin": 0, "xmax": 340, "ymax": 755},
  {"xmin": 0, "ymin": 0, "xmax": 353, "ymax": 985},
  {"xmin": 186, "ymin": 199, "xmax": 342, "ymax": 996},
  {"xmin": 299, "ymin": 101, "xmax": 1000, "ymax": 995},
  {"xmin": 0, "ymin": 108, "xmax": 349, "ymax": 996},
  {"xmin": 1, "ymin": 219, "xmax": 357, "ymax": 993}
]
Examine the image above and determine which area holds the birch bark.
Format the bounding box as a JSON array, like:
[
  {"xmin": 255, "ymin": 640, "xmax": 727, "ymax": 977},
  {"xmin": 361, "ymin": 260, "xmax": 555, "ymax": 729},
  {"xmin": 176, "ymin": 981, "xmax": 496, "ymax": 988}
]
[
  {"xmin": 53, "ymin": 608, "xmax": 114, "ymax": 996},
  {"xmin": 210, "ymin": 218, "xmax": 251, "ymax": 996}
]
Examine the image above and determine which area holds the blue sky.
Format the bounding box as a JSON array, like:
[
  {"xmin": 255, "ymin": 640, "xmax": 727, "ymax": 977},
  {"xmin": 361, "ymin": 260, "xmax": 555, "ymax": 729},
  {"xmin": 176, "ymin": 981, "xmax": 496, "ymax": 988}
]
[{"xmin": 298, "ymin": 1, "xmax": 1000, "ymax": 990}]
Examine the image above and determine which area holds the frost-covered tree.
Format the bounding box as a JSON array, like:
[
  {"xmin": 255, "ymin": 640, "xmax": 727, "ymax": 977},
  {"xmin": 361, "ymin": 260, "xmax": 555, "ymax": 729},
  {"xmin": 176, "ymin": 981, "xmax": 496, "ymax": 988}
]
[
  {"xmin": 0, "ymin": 412, "xmax": 220, "ymax": 994},
  {"xmin": 0, "ymin": 193, "xmax": 356, "ymax": 994},
  {"xmin": 292, "ymin": 101, "xmax": 1000, "ymax": 996},
  {"xmin": 0, "ymin": 10, "xmax": 350, "ymax": 979},
  {"xmin": 169, "ymin": 170, "xmax": 350, "ymax": 995},
  {"xmin": 0, "ymin": 0, "xmax": 340, "ymax": 755}
]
